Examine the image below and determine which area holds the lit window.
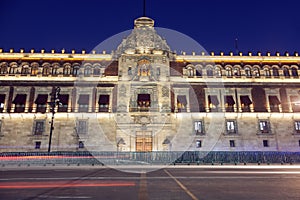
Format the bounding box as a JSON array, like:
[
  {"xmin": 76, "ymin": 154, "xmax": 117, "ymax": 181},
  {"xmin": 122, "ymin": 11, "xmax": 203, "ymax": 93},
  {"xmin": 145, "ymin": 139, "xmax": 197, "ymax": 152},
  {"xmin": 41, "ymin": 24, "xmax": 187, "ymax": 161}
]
[
  {"xmin": 233, "ymin": 68, "xmax": 241, "ymax": 77},
  {"xmin": 229, "ymin": 140, "xmax": 235, "ymax": 147},
  {"xmin": 245, "ymin": 67, "xmax": 252, "ymax": 77},
  {"xmin": 253, "ymin": 67, "xmax": 260, "ymax": 77},
  {"xmin": 76, "ymin": 120, "xmax": 87, "ymax": 134},
  {"xmin": 225, "ymin": 67, "xmax": 233, "ymax": 77},
  {"xmin": 0, "ymin": 94, "xmax": 5, "ymax": 113},
  {"xmin": 99, "ymin": 95, "xmax": 110, "ymax": 112},
  {"xmin": 35, "ymin": 141, "xmax": 41, "ymax": 149},
  {"xmin": 264, "ymin": 68, "xmax": 271, "ymax": 77},
  {"xmin": 194, "ymin": 121, "xmax": 204, "ymax": 135},
  {"xmin": 259, "ymin": 120, "xmax": 270, "ymax": 134},
  {"xmin": 33, "ymin": 120, "xmax": 45, "ymax": 135},
  {"xmin": 263, "ymin": 140, "xmax": 269, "ymax": 147},
  {"xmin": 226, "ymin": 120, "xmax": 237, "ymax": 134},
  {"xmin": 187, "ymin": 67, "xmax": 194, "ymax": 77},
  {"xmin": 215, "ymin": 67, "xmax": 221, "ymax": 77},
  {"xmin": 294, "ymin": 121, "xmax": 300, "ymax": 133},
  {"xmin": 196, "ymin": 140, "xmax": 202, "ymax": 148},
  {"xmin": 78, "ymin": 94, "xmax": 89, "ymax": 112}
]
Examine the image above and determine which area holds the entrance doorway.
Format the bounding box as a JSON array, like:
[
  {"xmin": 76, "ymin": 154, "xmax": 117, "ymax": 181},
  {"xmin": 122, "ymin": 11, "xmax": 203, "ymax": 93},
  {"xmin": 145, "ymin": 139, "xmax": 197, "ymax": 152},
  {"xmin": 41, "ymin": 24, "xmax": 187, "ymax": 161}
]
[{"xmin": 136, "ymin": 131, "xmax": 152, "ymax": 152}]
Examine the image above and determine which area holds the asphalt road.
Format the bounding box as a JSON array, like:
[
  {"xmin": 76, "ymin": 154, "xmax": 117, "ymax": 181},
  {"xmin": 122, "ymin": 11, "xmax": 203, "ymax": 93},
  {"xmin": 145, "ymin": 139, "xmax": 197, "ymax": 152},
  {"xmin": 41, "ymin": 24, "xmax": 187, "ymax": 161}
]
[{"xmin": 0, "ymin": 165, "xmax": 300, "ymax": 200}]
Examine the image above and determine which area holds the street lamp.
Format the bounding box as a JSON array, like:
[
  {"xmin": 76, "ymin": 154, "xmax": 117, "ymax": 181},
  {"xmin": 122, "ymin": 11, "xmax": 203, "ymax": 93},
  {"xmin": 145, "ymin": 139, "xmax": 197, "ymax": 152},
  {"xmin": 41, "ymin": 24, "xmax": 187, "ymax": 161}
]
[{"xmin": 48, "ymin": 87, "xmax": 61, "ymax": 153}]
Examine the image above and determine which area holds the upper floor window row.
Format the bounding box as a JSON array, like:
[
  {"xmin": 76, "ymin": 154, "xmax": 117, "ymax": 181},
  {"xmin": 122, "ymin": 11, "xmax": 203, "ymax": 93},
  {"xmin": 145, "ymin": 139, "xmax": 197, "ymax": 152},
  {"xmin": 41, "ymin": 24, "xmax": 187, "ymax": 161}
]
[
  {"xmin": 182, "ymin": 65, "xmax": 299, "ymax": 78},
  {"xmin": 0, "ymin": 62, "xmax": 109, "ymax": 76}
]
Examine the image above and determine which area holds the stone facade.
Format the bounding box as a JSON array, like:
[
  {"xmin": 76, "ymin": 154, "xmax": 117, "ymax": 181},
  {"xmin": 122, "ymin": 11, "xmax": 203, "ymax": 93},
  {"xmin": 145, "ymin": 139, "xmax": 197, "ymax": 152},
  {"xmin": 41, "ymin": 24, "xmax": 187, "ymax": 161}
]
[{"xmin": 0, "ymin": 17, "xmax": 300, "ymax": 153}]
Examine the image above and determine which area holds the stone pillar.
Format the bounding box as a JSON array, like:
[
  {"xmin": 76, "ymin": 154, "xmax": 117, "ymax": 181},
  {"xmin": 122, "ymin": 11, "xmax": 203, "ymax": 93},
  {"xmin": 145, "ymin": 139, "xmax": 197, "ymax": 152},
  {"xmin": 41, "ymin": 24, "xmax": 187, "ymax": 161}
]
[
  {"xmin": 72, "ymin": 88, "xmax": 76, "ymax": 112},
  {"xmin": 7, "ymin": 86, "xmax": 14, "ymax": 113},
  {"xmin": 92, "ymin": 87, "xmax": 97, "ymax": 112},
  {"xmin": 28, "ymin": 87, "xmax": 35, "ymax": 113}
]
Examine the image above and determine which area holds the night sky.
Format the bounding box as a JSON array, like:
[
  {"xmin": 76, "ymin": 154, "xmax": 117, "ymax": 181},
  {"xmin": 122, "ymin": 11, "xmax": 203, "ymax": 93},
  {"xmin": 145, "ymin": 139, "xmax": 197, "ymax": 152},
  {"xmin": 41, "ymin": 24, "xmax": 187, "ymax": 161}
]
[{"xmin": 0, "ymin": 0, "xmax": 300, "ymax": 54}]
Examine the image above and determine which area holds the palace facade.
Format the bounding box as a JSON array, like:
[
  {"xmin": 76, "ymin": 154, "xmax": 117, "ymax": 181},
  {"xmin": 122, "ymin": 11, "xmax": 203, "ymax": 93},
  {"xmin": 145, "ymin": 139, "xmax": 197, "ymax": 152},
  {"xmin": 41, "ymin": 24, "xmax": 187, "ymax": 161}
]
[{"xmin": 0, "ymin": 17, "xmax": 300, "ymax": 153}]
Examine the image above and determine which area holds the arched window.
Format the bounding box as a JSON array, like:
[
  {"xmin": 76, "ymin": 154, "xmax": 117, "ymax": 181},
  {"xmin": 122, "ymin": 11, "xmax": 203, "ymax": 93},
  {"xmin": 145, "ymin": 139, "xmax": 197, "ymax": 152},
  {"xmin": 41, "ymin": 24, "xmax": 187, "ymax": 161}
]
[
  {"xmin": 283, "ymin": 67, "xmax": 290, "ymax": 77},
  {"xmin": 233, "ymin": 67, "xmax": 241, "ymax": 77},
  {"xmin": 0, "ymin": 63, "xmax": 8, "ymax": 74},
  {"xmin": 186, "ymin": 66, "xmax": 194, "ymax": 77},
  {"xmin": 52, "ymin": 65, "xmax": 59, "ymax": 75},
  {"xmin": 72, "ymin": 65, "xmax": 80, "ymax": 76},
  {"xmin": 253, "ymin": 67, "xmax": 260, "ymax": 77},
  {"xmin": 264, "ymin": 67, "xmax": 271, "ymax": 77},
  {"xmin": 272, "ymin": 67, "xmax": 279, "ymax": 77},
  {"xmin": 42, "ymin": 66, "xmax": 50, "ymax": 75},
  {"xmin": 9, "ymin": 63, "xmax": 18, "ymax": 74},
  {"xmin": 225, "ymin": 67, "xmax": 233, "ymax": 77},
  {"xmin": 291, "ymin": 67, "xmax": 299, "ymax": 78},
  {"xmin": 93, "ymin": 67, "xmax": 101, "ymax": 76},
  {"xmin": 63, "ymin": 64, "xmax": 71, "ymax": 75},
  {"xmin": 206, "ymin": 67, "xmax": 213, "ymax": 77},
  {"xmin": 244, "ymin": 67, "xmax": 252, "ymax": 77},
  {"xmin": 215, "ymin": 67, "xmax": 222, "ymax": 77},
  {"xmin": 84, "ymin": 67, "xmax": 91, "ymax": 76},
  {"xmin": 195, "ymin": 65, "xmax": 202, "ymax": 77},
  {"xmin": 31, "ymin": 66, "xmax": 38, "ymax": 75},
  {"xmin": 21, "ymin": 65, "xmax": 30, "ymax": 74}
]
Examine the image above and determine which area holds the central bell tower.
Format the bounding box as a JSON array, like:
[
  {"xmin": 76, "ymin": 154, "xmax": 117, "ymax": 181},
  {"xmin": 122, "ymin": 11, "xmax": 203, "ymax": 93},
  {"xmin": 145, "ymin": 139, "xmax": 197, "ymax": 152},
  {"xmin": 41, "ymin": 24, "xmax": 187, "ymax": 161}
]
[{"xmin": 114, "ymin": 16, "xmax": 173, "ymax": 152}]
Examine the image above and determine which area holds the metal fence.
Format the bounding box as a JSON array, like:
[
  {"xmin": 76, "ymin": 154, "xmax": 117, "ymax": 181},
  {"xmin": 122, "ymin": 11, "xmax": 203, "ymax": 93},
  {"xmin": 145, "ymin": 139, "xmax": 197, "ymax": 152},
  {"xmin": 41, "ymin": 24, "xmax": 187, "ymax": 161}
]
[{"xmin": 0, "ymin": 151, "xmax": 300, "ymax": 166}]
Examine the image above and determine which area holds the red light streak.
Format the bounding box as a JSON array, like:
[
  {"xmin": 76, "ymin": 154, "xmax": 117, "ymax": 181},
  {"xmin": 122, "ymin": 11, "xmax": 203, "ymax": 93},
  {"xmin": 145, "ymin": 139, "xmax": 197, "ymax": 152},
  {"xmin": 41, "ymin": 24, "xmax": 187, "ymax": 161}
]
[{"xmin": 0, "ymin": 181, "xmax": 136, "ymax": 189}]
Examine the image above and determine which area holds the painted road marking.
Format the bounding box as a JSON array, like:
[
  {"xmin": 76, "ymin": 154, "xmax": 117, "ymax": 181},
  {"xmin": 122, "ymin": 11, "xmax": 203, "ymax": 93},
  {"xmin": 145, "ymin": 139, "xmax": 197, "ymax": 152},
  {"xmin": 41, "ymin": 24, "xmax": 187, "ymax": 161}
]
[
  {"xmin": 138, "ymin": 172, "xmax": 148, "ymax": 200},
  {"xmin": 164, "ymin": 169, "xmax": 199, "ymax": 200}
]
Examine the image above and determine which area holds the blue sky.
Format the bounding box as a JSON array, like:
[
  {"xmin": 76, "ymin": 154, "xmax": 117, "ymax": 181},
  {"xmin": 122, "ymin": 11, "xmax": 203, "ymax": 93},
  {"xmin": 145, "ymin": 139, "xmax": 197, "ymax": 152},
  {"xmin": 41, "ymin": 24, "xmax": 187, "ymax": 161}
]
[{"xmin": 0, "ymin": 0, "xmax": 299, "ymax": 54}]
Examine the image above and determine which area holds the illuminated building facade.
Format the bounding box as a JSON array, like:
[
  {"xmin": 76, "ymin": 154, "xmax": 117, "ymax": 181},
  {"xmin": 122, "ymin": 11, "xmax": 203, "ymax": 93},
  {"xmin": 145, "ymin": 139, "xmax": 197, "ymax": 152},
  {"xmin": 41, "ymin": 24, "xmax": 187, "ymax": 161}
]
[{"xmin": 0, "ymin": 17, "xmax": 300, "ymax": 153}]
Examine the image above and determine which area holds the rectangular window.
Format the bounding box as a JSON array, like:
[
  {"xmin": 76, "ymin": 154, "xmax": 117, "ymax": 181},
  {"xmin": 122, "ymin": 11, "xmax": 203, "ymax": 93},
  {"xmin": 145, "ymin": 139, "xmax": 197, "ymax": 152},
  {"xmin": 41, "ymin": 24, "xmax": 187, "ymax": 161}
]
[
  {"xmin": 58, "ymin": 94, "xmax": 69, "ymax": 112},
  {"xmin": 13, "ymin": 94, "xmax": 27, "ymax": 113},
  {"xmin": 35, "ymin": 94, "xmax": 48, "ymax": 113},
  {"xmin": 79, "ymin": 141, "xmax": 84, "ymax": 149},
  {"xmin": 229, "ymin": 140, "xmax": 235, "ymax": 147},
  {"xmin": 224, "ymin": 96, "xmax": 235, "ymax": 112},
  {"xmin": 295, "ymin": 121, "xmax": 300, "ymax": 133},
  {"xmin": 240, "ymin": 95, "xmax": 252, "ymax": 112},
  {"xmin": 226, "ymin": 120, "xmax": 237, "ymax": 134},
  {"xmin": 194, "ymin": 121, "xmax": 204, "ymax": 135},
  {"xmin": 78, "ymin": 94, "xmax": 89, "ymax": 112},
  {"xmin": 35, "ymin": 141, "xmax": 41, "ymax": 149},
  {"xmin": 77, "ymin": 120, "xmax": 87, "ymax": 134},
  {"xmin": 0, "ymin": 120, "xmax": 2, "ymax": 133},
  {"xmin": 208, "ymin": 95, "xmax": 219, "ymax": 112},
  {"xmin": 0, "ymin": 94, "xmax": 5, "ymax": 113},
  {"xmin": 196, "ymin": 140, "xmax": 202, "ymax": 148},
  {"xmin": 290, "ymin": 96, "xmax": 300, "ymax": 112},
  {"xmin": 263, "ymin": 140, "xmax": 269, "ymax": 147},
  {"xmin": 298, "ymin": 140, "xmax": 300, "ymax": 147},
  {"xmin": 259, "ymin": 120, "xmax": 270, "ymax": 134},
  {"xmin": 269, "ymin": 96, "xmax": 280, "ymax": 112},
  {"xmin": 99, "ymin": 95, "xmax": 109, "ymax": 112},
  {"xmin": 34, "ymin": 120, "xmax": 45, "ymax": 135}
]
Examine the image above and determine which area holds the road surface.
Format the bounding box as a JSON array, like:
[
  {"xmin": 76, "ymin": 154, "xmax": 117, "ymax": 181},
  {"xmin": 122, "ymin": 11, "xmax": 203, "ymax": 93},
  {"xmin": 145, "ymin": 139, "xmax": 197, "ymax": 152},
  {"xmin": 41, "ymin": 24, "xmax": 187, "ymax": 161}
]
[{"xmin": 0, "ymin": 165, "xmax": 300, "ymax": 200}]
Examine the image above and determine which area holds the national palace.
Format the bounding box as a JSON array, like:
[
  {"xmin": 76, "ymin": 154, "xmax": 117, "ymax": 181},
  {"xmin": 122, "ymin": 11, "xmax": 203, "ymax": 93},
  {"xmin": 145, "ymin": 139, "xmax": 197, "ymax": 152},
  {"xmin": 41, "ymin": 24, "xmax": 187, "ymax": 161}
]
[{"xmin": 0, "ymin": 17, "xmax": 300, "ymax": 153}]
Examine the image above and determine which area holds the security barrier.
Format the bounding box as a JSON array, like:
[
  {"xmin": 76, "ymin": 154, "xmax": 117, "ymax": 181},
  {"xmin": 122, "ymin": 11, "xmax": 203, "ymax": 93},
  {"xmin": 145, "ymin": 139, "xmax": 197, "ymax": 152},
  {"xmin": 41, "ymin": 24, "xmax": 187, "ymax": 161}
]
[{"xmin": 0, "ymin": 151, "xmax": 299, "ymax": 166}]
